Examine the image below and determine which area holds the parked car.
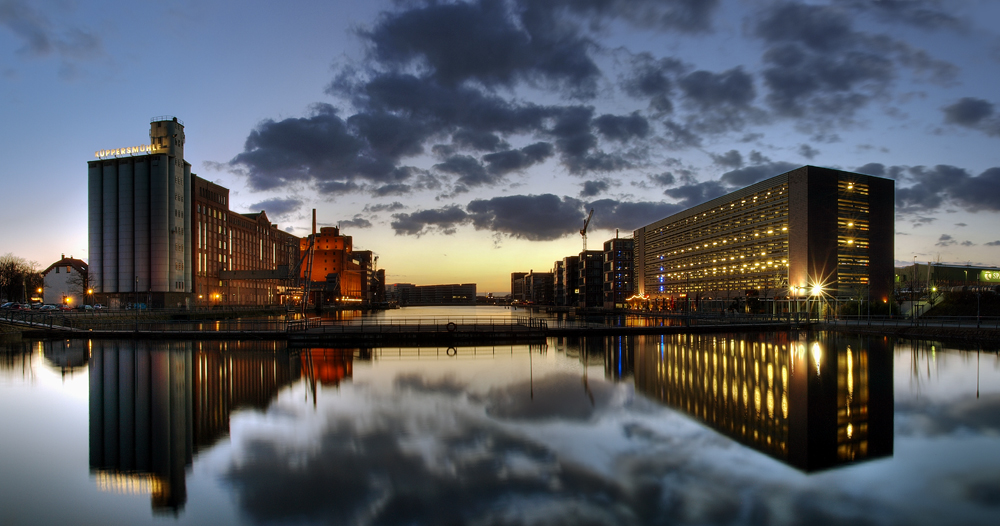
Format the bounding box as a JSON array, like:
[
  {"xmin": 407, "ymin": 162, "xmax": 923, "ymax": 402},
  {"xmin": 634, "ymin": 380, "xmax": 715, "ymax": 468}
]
[
  {"xmin": 39, "ymin": 305, "xmax": 58, "ymax": 312},
  {"xmin": 10, "ymin": 303, "xmax": 29, "ymax": 311},
  {"xmin": 0, "ymin": 302, "xmax": 13, "ymax": 309},
  {"xmin": 93, "ymin": 304, "xmax": 105, "ymax": 310},
  {"xmin": 77, "ymin": 305, "xmax": 94, "ymax": 311},
  {"xmin": 59, "ymin": 304, "xmax": 74, "ymax": 310}
]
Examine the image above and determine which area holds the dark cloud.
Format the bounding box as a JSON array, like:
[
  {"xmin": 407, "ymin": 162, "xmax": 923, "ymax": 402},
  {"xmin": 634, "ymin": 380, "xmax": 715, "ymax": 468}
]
[
  {"xmin": 898, "ymin": 165, "xmax": 1000, "ymax": 213},
  {"xmin": 753, "ymin": 2, "xmax": 955, "ymax": 122},
  {"xmin": 390, "ymin": 205, "xmax": 470, "ymax": 236},
  {"xmin": 720, "ymin": 162, "xmax": 799, "ymax": 187},
  {"xmin": 482, "ymin": 142, "xmax": 554, "ymax": 176},
  {"xmin": 316, "ymin": 180, "xmax": 361, "ymax": 195},
  {"xmin": 678, "ymin": 67, "xmax": 755, "ymax": 109},
  {"xmin": 678, "ymin": 67, "xmax": 762, "ymax": 134},
  {"xmin": 936, "ymin": 234, "xmax": 957, "ymax": 247},
  {"xmin": 593, "ymin": 112, "xmax": 649, "ymax": 142},
  {"xmin": 580, "ymin": 180, "xmax": 609, "ymax": 197},
  {"xmin": 525, "ymin": 0, "xmax": 722, "ymax": 34},
  {"xmin": 961, "ymin": 240, "xmax": 975, "ymax": 247},
  {"xmin": 648, "ymin": 172, "xmax": 676, "ymax": 187},
  {"xmin": 755, "ymin": 2, "xmax": 853, "ymax": 53},
  {"xmin": 798, "ymin": 144, "xmax": 819, "ymax": 159},
  {"xmin": 364, "ymin": 201, "xmax": 405, "ymax": 213},
  {"xmin": 451, "ymin": 129, "xmax": 507, "ymax": 151},
  {"xmin": 434, "ymin": 155, "xmax": 495, "ymax": 187},
  {"xmin": 589, "ymin": 199, "xmax": 685, "ymax": 231},
  {"xmin": 372, "ymin": 183, "xmax": 412, "ymax": 197},
  {"xmin": 621, "ymin": 53, "xmax": 685, "ymax": 114},
  {"xmin": 834, "ymin": 0, "xmax": 965, "ymax": 31},
  {"xmin": 339, "ymin": 215, "xmax": 373, "ymax": 229},
  {"xmin": 0, "ymin": 1, "xmax": 102, "ymax": 60},
  {"xmin": 986, "ymin": 241, "xmax": 1000, "ymax": 247},
  {"xmin": 955, "ymin": 223, "xmax": 967, "ymax": 227},
  {"xmin": 855, "ymin": 163, "xmax": 905, "ymax": 179},
  {"xmin": 247, "ymin": 197, "xmax": 302, "ymax": 217},
  {"xmin": 856, "ymin": 163, "xmax": 885, "ymax": 177},
  {"xmin": 363, "ymin": 0, "xmax": 601, "ymax": 98},
  {"xmin": 467, "ymin": 194, "xmax": 585, "ymax": 240},
  {"xmin": 228, "ymin": 104, "xmax": 413, "ymax": 192},
  {"xmin": 664, "ymin": 181, "xmax": 729, "ymax": 208},
  {"xmin": 942, "ymin": 98, "xmax": 1000, "ymax": 137},
  {"xmin": 661, "ymin": 120, "xmax": 703, "ymax": 149},
  {"xmin": 711, "ymin": 150, "xmax": 743, "ymax": 169}
]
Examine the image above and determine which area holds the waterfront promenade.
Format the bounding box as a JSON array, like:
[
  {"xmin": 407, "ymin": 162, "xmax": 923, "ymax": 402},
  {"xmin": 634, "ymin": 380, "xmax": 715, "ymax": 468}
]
[{"xmin": 5, "ymin": 307, "xmax": 999, "ymax": 346}]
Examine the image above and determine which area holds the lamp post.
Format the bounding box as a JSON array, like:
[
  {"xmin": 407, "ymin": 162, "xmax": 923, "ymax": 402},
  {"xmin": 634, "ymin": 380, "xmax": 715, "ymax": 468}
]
[{"xmin": 87, "ymin": 288, "xmax": 93, "ymax": 307}]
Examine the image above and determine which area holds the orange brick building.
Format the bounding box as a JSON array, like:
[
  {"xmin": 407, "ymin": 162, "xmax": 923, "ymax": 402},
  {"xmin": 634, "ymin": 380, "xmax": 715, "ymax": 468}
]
[{"xmin": 300, "ymin": 226, "xmax": 362, "ymax": 304}]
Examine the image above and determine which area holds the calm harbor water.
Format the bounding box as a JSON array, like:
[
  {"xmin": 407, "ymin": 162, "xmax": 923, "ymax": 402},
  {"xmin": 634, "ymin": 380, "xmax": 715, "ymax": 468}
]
[{"xmin": 2, "ymin": 308, "xmax": 999, "ymax": 525}]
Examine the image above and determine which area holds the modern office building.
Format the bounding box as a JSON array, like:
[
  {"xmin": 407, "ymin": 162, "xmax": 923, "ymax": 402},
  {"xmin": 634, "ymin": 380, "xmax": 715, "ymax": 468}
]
[
  {"xmin": 632, "ymin": 166, "xmax": 894, "ymax": 314},
  {"xmin": 603, "ymin": 237, "xmax": 634, "ymax": 309},
  {"xmin": 89, "ymin": 117, "xmax": 302, "ymax": 308},
  {"xmin": 578, "ymin": 250, "xmax": 604, "ymax": 308}
]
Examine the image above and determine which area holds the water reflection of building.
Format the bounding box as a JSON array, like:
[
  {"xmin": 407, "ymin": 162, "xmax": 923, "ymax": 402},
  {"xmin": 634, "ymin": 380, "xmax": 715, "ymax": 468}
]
[
  {"xmin": 551, "ymin": 336, "xmax": 635, "ymax": 381},
  {"xmin": 633, "ymin": 333, "xmax": 892, "ymax": 472},
  {"xmin": 89, "ymin": 341, "xmax": 300, "ymax": 512}
]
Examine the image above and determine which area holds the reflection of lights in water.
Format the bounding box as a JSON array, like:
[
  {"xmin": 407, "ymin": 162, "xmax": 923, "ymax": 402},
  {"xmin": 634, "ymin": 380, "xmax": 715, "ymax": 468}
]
[
  {"xmin": 811, "ymin": 342, "xmax": 823, "ymax": 376},
  {"xmin": 94, "ymin": 471, "xmax": 163, "ymax": 496},
  {"xmin": 847, "ymin": 346, "xmax": 854, "ymax": 402},
  {"xmin": 767, "ymin": 363, "xmax": 773, "ymax": 387},
  {"xmin": 767, "ymin": 390, "xmax": 774, "ymax": 417},
  {"xmin": 782, "ymin": 393, "xmax": 788, "ymax": 419},
  {"xmin": 754, "ymin": 387, "xmax": 761, "ymax": 413},
  {"xmin": 847, "ymin": 423, "xmax": 853, "ymax": 439},
  {"xmin": 781, "ymin": 366, "xmax": 788, "ymax": 390}
]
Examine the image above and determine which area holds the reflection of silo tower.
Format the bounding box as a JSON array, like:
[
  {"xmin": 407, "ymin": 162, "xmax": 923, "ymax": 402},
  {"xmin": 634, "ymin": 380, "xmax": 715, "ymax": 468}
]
[
  {"xmin": 89, "ymin": 341, "xmax": 193, "ymax": 512},
  {"xmin": 89, "ymin": 340, "xmax": 303, "ymax": 512},
  {"xmin": 87, "ymin": 117, "xmax": 192, "ymax": 308}
]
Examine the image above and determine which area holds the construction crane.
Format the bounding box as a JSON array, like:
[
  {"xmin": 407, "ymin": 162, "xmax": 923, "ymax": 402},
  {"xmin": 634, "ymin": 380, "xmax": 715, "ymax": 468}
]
[{"xmin": 580, "ymin": 208, "xmax": 594, "ymax": 251}]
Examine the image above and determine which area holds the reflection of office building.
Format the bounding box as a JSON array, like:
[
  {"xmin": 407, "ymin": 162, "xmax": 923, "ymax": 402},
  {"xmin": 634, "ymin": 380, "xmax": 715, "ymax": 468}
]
[
  {"xmin": 633, "ymin": 166, "xmax": 894, "ymax": 313},
  {"xmin": 89, "ymin": 341, "xmax": 301, "ymax": 511},
  {"xmin": 633, "ymin": 333, "xmax": 892, "ymax": 472}
]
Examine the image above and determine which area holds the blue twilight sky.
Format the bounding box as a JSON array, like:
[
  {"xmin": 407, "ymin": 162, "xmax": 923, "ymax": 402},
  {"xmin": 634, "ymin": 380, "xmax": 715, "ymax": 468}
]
[{"xmin": 2, "ymin": 0, "xmax": 1000, "ymax": 293}]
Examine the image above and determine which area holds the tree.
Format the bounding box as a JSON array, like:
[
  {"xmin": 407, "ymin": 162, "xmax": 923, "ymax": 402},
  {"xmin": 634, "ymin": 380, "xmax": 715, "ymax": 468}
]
[
  {"xmin": 0, "ymin": 253, "xmax": 41, "ymax": 303},
  {"xmin": 66, "ymin": 268, "xmax": 94, "ymax": 302}
]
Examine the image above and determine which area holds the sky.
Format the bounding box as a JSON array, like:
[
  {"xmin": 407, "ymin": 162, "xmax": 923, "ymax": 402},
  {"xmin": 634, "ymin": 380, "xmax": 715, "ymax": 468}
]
[{"xmin": 2, "ymin": 0, "xmax": 1000, "ymax": 293}]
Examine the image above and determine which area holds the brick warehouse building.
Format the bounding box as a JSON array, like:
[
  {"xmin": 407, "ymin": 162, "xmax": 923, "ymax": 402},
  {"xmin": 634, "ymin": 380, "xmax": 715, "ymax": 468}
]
[
  {"xmin": 632, "ymin": 166, "xmax": 894, "ymax": 315},
  {"xmin": 89, "ymin": 117, "xmax": 300, "ymax": 308}
]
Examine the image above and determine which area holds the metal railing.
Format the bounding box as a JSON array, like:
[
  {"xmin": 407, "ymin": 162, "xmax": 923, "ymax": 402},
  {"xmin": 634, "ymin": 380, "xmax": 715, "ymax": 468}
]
[
  {"xmin": 292, "ymin": 316, "xmax": 546, "ymax": 334},
  {"xmin": 823, "ymin": 315, "xmax": 1000, "ymax": 330}
]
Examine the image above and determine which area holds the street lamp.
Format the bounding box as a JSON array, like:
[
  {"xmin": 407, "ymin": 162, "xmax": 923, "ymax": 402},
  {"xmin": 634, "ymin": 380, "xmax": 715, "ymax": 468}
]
[{"xmin": 87, "ymin": 288, "xmax": 94, "ymax": 306}]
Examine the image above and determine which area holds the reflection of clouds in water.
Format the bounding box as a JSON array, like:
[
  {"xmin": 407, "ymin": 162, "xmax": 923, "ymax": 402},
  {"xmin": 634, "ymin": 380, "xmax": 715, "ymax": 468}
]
[
  {"xmin": 896, "ymin": 394, "xmax": 1000, "ymax": 436},
  {"xmin": 223, "ymin": 371, "xmax": 996, "ymax": 525}
]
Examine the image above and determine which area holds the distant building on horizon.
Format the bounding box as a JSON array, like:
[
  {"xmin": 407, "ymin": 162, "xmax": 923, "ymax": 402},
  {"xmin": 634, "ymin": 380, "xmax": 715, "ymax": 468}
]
[{"xmin": 387, "ymin": 283, "xmax": 476, "ymax": 306}]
